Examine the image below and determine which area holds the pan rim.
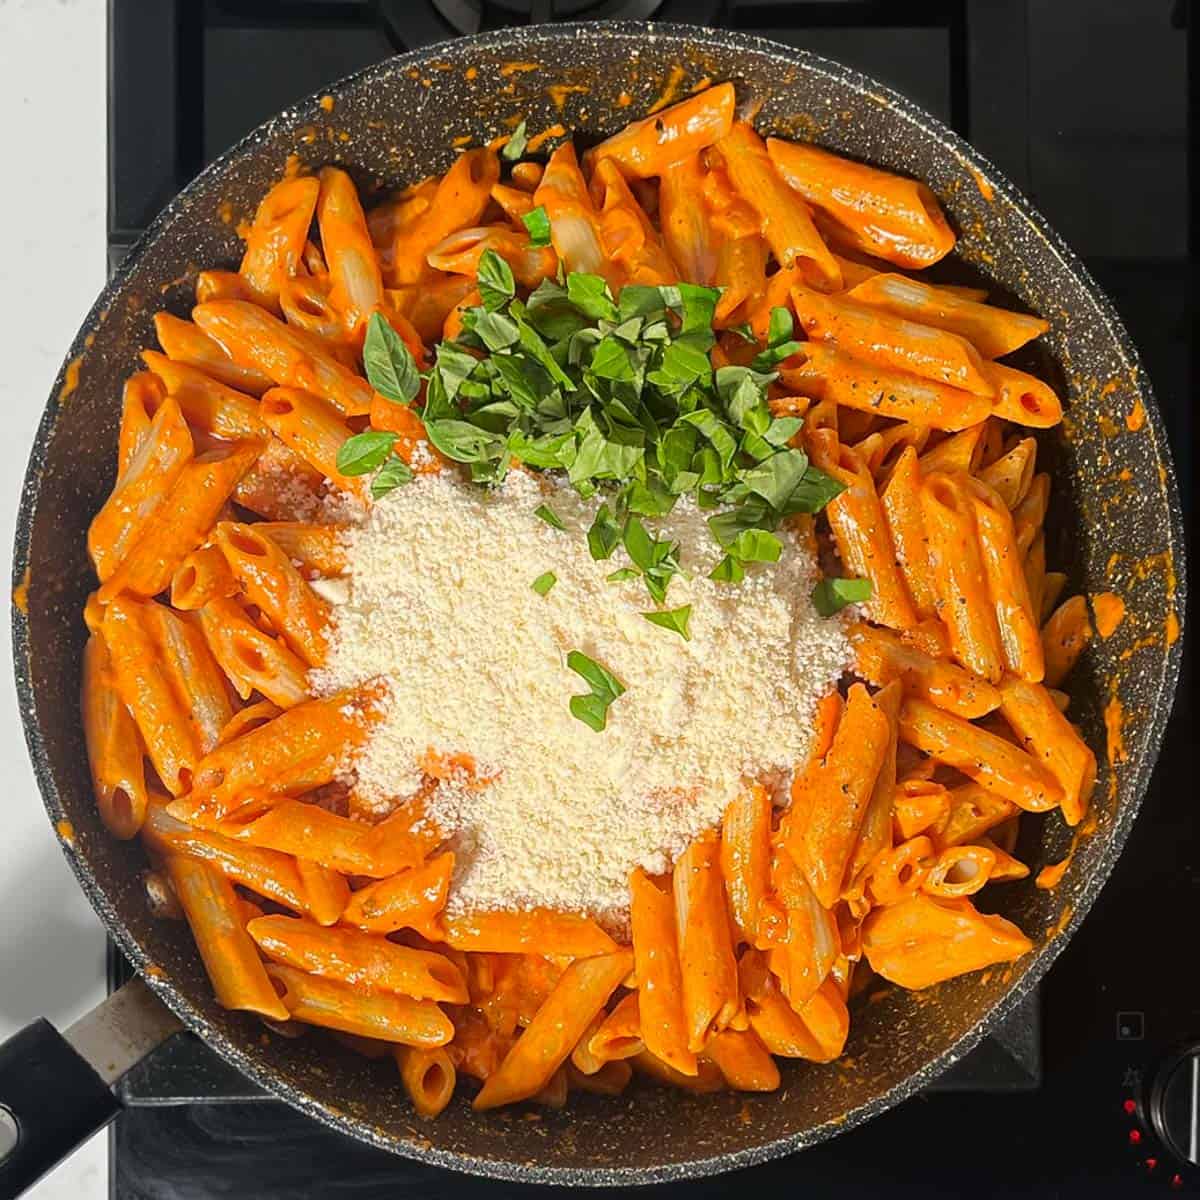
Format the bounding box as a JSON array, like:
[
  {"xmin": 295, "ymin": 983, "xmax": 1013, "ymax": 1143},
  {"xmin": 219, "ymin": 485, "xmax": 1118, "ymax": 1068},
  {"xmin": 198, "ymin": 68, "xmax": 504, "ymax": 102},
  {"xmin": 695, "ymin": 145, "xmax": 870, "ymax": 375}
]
[{"xmin": 11, "ymin": 18, "xmax": 1187, "ymax": 1185}]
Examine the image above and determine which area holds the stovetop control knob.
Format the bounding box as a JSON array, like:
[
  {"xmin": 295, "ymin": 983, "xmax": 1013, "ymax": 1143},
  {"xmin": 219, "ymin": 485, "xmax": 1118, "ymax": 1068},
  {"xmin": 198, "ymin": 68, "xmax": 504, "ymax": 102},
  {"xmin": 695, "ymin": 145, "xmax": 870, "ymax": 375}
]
[{"xmin": 1149, "ymin": 1044, "xmax": 1200, "ymax": 1168}]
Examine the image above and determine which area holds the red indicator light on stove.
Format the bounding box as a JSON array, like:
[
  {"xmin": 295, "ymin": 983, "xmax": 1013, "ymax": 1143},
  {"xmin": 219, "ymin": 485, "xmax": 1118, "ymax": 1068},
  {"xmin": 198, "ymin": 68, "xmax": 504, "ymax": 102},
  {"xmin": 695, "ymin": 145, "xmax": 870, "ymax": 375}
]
[
  {"xmin": 1145, "ymin": 1157, "xmax": 1158, "ymax": 1171},
  {"xmin": 1128, "ymin": 1129, "xmax": 1142, "ymax": 1145},
  {"xmin": 1169, "ymin": 1173, "xmax": 1182, "ymax": 1190},
  {"xmin": 1123, "ymin": 1099, "xmax": 1137, "ymax": 1114}
]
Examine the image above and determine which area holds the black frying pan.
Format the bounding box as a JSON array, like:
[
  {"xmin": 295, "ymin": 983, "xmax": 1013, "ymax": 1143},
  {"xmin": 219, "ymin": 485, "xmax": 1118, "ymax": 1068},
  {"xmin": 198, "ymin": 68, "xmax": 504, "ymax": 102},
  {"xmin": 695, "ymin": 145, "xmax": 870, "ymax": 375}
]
[{"xmin": 1, "ymin": 20, "xmax": 1186, "ymax": 1194}]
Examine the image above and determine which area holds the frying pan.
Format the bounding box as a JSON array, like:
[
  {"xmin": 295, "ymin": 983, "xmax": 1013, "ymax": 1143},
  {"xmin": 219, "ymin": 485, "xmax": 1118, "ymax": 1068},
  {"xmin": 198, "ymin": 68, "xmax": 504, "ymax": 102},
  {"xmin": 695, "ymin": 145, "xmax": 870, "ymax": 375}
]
[{"xmin": 1, "ymin": 20, "xmax": 1186, "ymax": 1194}]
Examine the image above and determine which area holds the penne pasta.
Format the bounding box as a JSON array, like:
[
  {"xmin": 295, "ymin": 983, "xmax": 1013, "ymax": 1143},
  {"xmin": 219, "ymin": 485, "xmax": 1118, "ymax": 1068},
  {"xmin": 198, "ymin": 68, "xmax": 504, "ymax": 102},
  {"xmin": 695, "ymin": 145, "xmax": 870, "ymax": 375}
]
[
  {"xmin": 718, "ymin": 122, "xmax": 842, "ymax": 289},
  {"xmin": 898, "ymin": 697, "xmax": 1063, "ymax": 813},
  {"xmin": 81, "ymin": 632, "xmax": 148, "ymax": 838},
  {"xmin": 266, "ymin": 962, "xmax": 453, "ymax": 1046},
  {"xmin": 170, "ymin": 545, "xmax": 238, "ymax": 610},
  {"xmin": 585, "ymin": 82, "xmax": 735, "ymax": 178},
  {"xmin": 703, "ymin": 1029, "xmax": 780, "ymax": 1092},
  {"xmin": 426, "ymin": 224, "xmax": 558, "ymax": 290},
  {"xmin": 766, "ymin": 138, "xmax": 955, "ymax": 268},
  {"xmin": 239, "ymin": 175, "xmax": 320, "ymax": 311},
  {"xmin": 248, "ymin": 914, "xmax": 468, "ymax": 1002},
  {"xmin": 396, "ymin": 1046, "xmax": 457, "ymax": 1119},
  {"xmin": 791, "ymin": 284, "xmax": 993, "ymax": 396},
  {"xmin": 781, "ymin": 344, "xmax": 992, "ymax": 431},
  {"xmin": 167, "ymin": 854, "xmax": 290, "ymax": 1021},
  {"xmin": 141, "ymin": 350, "xmax": 268, "ymax": 439},
  {"xmin": 317, "ymin": 165, "xmax": 384, "ymax": 337},
  {"xmin": 154, "ymin": 311, "xmax": 273, "ymax": 395},
  {"xmin": 534, "ymin": 142, "xmax": 612, "ymax": 284},
  {"xmin": 342, "ymin": 850, "xmax": 454, "ymax": 937},
  {"xmin": 719, "ymin": 783, "xmax": 772, "ymax": 945},
  {"xmin": 259, "ymin": 387, "xmax": 363, "ymax": 496},
  {"xmin": 473, "ymin": 949, "xmax": 633, "ymax": 1109},
  {"xmin": 443, "ymin": 907, "xmax": 617, "ymax": 957},
  {"xmin": 1041, "ymin": 594, "xmax": 1093, "ymax": 687},
  {"xmin": 844, "ymin": 274, "xmax": 1048, "ymax": 358}
]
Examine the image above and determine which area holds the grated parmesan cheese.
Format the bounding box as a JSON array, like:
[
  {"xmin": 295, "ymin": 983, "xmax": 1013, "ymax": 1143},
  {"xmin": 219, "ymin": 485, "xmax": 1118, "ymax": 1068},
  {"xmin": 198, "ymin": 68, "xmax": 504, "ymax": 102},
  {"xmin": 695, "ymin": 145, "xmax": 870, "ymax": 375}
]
[{"xmin": 311, "ymin": 470, "xmax": 851, "ymax": 924}]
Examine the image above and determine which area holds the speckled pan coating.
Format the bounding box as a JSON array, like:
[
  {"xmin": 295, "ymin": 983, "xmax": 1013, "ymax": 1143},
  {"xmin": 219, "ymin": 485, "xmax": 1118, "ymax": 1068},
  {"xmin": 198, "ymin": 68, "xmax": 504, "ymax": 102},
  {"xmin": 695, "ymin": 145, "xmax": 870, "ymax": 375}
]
[{"xmin": 11, "ymin": 21, "xmax": 1185, "ymax": 1186}]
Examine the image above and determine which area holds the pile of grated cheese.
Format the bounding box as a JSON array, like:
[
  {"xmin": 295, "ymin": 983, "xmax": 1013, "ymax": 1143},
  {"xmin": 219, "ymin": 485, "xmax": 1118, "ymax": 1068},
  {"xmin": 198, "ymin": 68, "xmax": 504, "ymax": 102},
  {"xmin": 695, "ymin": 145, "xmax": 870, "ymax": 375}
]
[{"xmin": 310, "ymin": 469, "xmax": 851, "ymax": 926}]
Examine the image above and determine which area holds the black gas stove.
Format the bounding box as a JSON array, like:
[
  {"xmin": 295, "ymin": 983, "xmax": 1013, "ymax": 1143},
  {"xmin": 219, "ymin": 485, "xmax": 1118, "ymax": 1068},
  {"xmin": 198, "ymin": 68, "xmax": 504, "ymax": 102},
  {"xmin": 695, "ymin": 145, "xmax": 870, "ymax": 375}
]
[{"xmin": 105, "ymin": 1, "xmax": 1194, "ymax": 1196}]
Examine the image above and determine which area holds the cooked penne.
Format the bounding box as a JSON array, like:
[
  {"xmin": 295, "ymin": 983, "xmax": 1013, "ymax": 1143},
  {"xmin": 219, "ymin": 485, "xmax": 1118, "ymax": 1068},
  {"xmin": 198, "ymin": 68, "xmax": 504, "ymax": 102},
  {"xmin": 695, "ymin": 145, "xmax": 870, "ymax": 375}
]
[
  {"xmin": 792, "ymin": 284, "xmax": 993, "ymax": 396},
  {"xmin": 892, "ymin": 779, "xmax": 952, "ymax": 841},
  {"xmin": 154, "ymin": 311, "xmax": 273, "ymax": 395},
  {"xmin": 170, "ymin": 545, "xmax": 238, "ymax": 610},
  {"xmin": 89, "ymin": 396, "xmax": 193, "ymax": 583},
  {"xmin": 473, "ymin": 949, "xmax": 632, "ymax": 1109},
  {"xmin": 978, "ymin": 436, "xmax": 1037, "ymax": 508},
  {"xmin": 919, "ymin": 425, "xmax": 987, "ymax": 476},
  {"xmin": 213, "ymin": 521, "xmax": 331, "ymax": 667},
  {"xmin": 844, "ymin": 274, "xmax": 1048, "ymax": 358},
  {"xmin": 141, "ymin": 350, "xmax": 268, "ymax": 439},
  {"xmin": 426, "ymin": 224, "xmax": 558, "ymax": 289},
  {"xmin": 266, "ymin": 962, "xmax": 453, "ymax": 1046},
  {"xmin": 259, "ymin": 387, "xmax": 363, "ymax": 495},
  {"xmin": 585, "ymin": 82, "xmax": 735, "ymax": 177},
  {"xmin": 843, "ymin": 679, "xmax": 902, "ymax": 892},
  {"xmin": 919, "ymin": 472, "xmax": 1005, "ymax": 682},
  {"xmin": 703, "ymin": 1029, "xmax": 780, "ymax": 1092},
  {"xmin": 116, "ymin": 371, "xmax": 166, "ymax": 478},
  {"xmin": 787, "ymin": 682, "xmax": 890, "ymax": 908},
  {"xmin": 174, "ymin": 686, "xmax": 381, "ymax": 821},
  {"xmin": 97, "ymin": 441, "xmax": 263, "ymax": 603},
  {"xmin": 978, "ymin": 360, "xmax": 1063, "ymax": 427},
  {"xmin": 147, "ymin": 602, "xmax": 233, "ymax": 754},
  {"xmin": 392, "ymin": 149, "xmax": 499, "ymax": 286},
  {"xmin": 920, "ymin": 843, "xmax": 996, "ymax": 897},
  {"xmin": 167, "ymin": 854, "xmax": 290, "ymax": 1021},
  {"xmin": 766, "ymin": 138, "xmax": 954, "ymax": 268},
  {"xmin": 590, "ymin": 158, "xmax": 678, "ymax": 287},
  {"xmin": 342, "ymin": 850, "xmax": 454, "ymax": 937},
  {"xmin": 317, "ymin": 166, "xmax": 384, "ymax": 337},
  {"xmin": 102, "ymin": 596, "xmax": 201, "ymax": 796},
  {"xmin": 719, "ymin": 783, "xmax": 771, "ymax": 945},
  {"xmin": 442, "ymin": 908, "xmax": 617, "ymax": 957},
  {"xmin": 194, "ymin": 300, "xmax": 374, "ymax": 418},
  {"xmin": 395, "ymin": 1046, "xmax": 457, "ymax": 1119},
  {"xmin": 674, "ymin": 831, "xmax": 740, "ymax": 1052},
  {"xmin": 898, "ymin": 697, "xmax": 1063, "ymax": 813},
  {"xmin": 248, "ymin": 914, "xmax": 468, "ymax": 1002},
  {"xmin": 197, "ymin": 595, "xmax": 311, "ymax": 709},
  {"xmin": 963, "ymin": 475, "xmax": 1045, "ymax": 681},
  {"xmin": 878, "ymin": 446, "xmax": 936, "ymax": 616},
  {"xmin": 1041, "ymin": 594, "xmax": 1093, "ymax": 687},
  {"xmin": 997, "ymin": 676, "xmax": 1096, "ymax": 826},
  {"xmin": 629, "ymin": 867, "xmax": 696, "ymax": 1075},
  {"xmin": 659, "ymin": 153, "xmax": 718, "ymax": 285},
  {"xmin": 861, "ymin": 892, "xmax": 1032, "ymax": 989},
  {"xmin": 809, "ymin": 437, "xmax": 917, "ymax": 630},
  {"xmin": 239, "ymin": 175, "xmax": 320, "ymax": 311},
  {"xmin": 718, "ymin": 122, "xmax": 842, "ymax": 289},
  {"xmin": 936, "ymin": 783, "xmax": 1018, "ymax": 849},
  {"xmin": 81, "ymin": 632, "xmax": 148, "ymax": 838},
  {"xmin": 586, "ymin": 993, "xmax": 643, "ymax": 1064},
  {"xmin": 850, "ymin": 622, "xmax": 1001, "ymax": 719},
  {"xmin": 534, "ymin": 142, "xmax": 612, "ymax": 283}
]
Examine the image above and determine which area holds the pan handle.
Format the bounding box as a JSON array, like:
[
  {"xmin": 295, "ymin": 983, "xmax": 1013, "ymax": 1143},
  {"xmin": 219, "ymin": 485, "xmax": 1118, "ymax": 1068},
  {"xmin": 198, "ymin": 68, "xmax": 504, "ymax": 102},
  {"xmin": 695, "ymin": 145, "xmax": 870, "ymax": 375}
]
[{"xmin": 0, "ymin": 978, "xmax": 181, "ymax": 1199}]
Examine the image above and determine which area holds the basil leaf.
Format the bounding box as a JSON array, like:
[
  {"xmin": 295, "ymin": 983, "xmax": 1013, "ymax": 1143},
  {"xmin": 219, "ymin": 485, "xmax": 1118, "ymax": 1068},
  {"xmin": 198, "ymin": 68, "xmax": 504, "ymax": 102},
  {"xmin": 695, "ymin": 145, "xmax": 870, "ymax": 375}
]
[
  {"xmin": 370, "ymin": 453, "xmax": 414, "ymax": 499},
  {"xmin": 502, "ymin": 118, "xmax": 528, "ymax": 161},
  {"xmin": 641, "ymin": 604, "xmax": 692, "ymax": 641},
  {"xmin": 587, "ymin": 503, "xmax": 621, "ymax": 560},
  {"xmin": 472, "ymin": 310, "xmax": 520, "ymax": 350},
  {"xmin": 363, "ymin": 312, "xmax": 421, "ymax": 404},
  {"xmin": 590, "ymin": 335, "xmax": 638, "ymax": 383},
  {"xmin": 728, "ymin": 528, "xmax": 783, "ymax": 563},
  {"xmin": 710, "ymin": 554, "xmax": 745, "ymax": 583},
  {"xmin": 566, "ymin": 272, "xmax": 619, "ymax": 322},
  {"xmin": 423, "ymin": 419, "xmax": 504, "ymax": 464},
  {"xmin": 677, "ymin": 283, "xmax": 721, "ymax": 334},
  {"xmin": 535, "ymin": 503, "xmax": 566, "ymax": 530},
  {"xmin": 522, "ymin": 204, "xmax": 552, "ymax": 247},
  {"xmin": 622, "ymin": 515, "xmax": 655, "ymax": 571},
  {"xmin": 618, "ymin": 285, "xmax": 671, "ymax": 322},
  {"xmin": 508, "ymin": 429, "xmax": 574, "ymax": 468},
  {"xmin": 780, "ymin": 464, "xmax": 847, "ymax": 514},
  {"xmin": 728, "ymin": 321, "xmax": 756, "ymax": 343},
  {"xmin": 751, "ymin": 339, "xmax": 804, "ymax": 372},
  {"xmin": 477, "ymin": 249, "xmax": 516, "ymax": 313},
  {"xmin": 531, "ymin": 571, "xmax": 557, "ymax": 596},
  {"xmin": 606, "ymin": 567, "xmax": 640, "ymax": 583},
  {"xmin": 764, "ymin": 416, "xmax": 803, "ymax": 447},
  {"xmin": 625, "ymin": 477, "xmax": 677, "ymax": 516},
  {"xmin": 336, "ymin": 430, "xmax": 395, "ymax": 476},
  {"xmin": 566, "ymin": 650, "xmax": 625, "ymax": 732},
  {"xmin": 526, "ymin": 278, "xmax": 588, "ymax": 340},
  {"xmin": 767, "ymin": 306, "xmax": 793, "ymax": 347},
  {"xmin": 434, "ymin": 342, "xmax": 479, "ymax": 402},
  {"xmin": 680, "ymin": 409, "xmax": 737, "ymax": 470},
  {"xmin": 742, "ymin": 449, "xmax": 811, "ymax": 509},
  {"xmin": 812, "ymin": 576, "xmax": 872, "ymax": 617}
]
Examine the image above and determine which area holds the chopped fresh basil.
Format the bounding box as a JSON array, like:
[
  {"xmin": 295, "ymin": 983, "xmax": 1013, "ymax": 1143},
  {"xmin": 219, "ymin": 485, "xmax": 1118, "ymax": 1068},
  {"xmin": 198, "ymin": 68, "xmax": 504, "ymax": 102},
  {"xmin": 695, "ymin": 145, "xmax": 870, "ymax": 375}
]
[
  {"xmin": 566, "ymin": 650, "xmax": 625, "ymax": 732},
  {"xmin": 534, "ymin": 503, "xmax": 566, "ymax": 530},
  {"xmin": 751, "ymin": 306, "xmax": 803, "ymax": 371},
  {"xmin": 502, "ymin": 118, "xmax": 528, "ymax": 162},
  {"xmin": 531, "ymin": 571, "xmax": 557, "ymax": 596},
  {"xmin": 370, "ymin": 454, "xmax": 414, "ymax": 499},
  {"xmin": 641, "ymin": 605, "xmax": 692, "ymax": 641},
  {"xmin": 363, "ymin": 312, "xmax": 421, "ymax": 405},
  {"xmin": 812, "ymin": 576, "xmax": 873, "ymax": 616},
  {"xmin": 709, "ymin": 554, "xmax": 745, "ymax": 584},
  {"xmin": 587, "ymin": 503, "xmax": 621, "ymax": 560},
  {"xmin": 606, "ymin": 567, "xmax": 640, "ymax": 583},
  {"xmin": 336, "ymin": 430, "xmax": 395, "ymax": 477},
  {"xmin": 477, "ymin": 249, "xmax": 516, "ymax": 313},
  {"xmin": 522, "ymin": 205, "xmax": 552, "ymax": 247}
]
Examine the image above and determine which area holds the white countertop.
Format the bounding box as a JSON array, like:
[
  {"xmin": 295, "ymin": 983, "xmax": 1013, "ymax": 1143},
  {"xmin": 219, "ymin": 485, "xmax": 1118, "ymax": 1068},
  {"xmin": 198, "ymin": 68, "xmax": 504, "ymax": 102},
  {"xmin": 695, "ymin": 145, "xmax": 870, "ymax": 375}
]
[{"xmin": 0, "ymin": 1, "xmax": 110, "ymax": 1196}]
